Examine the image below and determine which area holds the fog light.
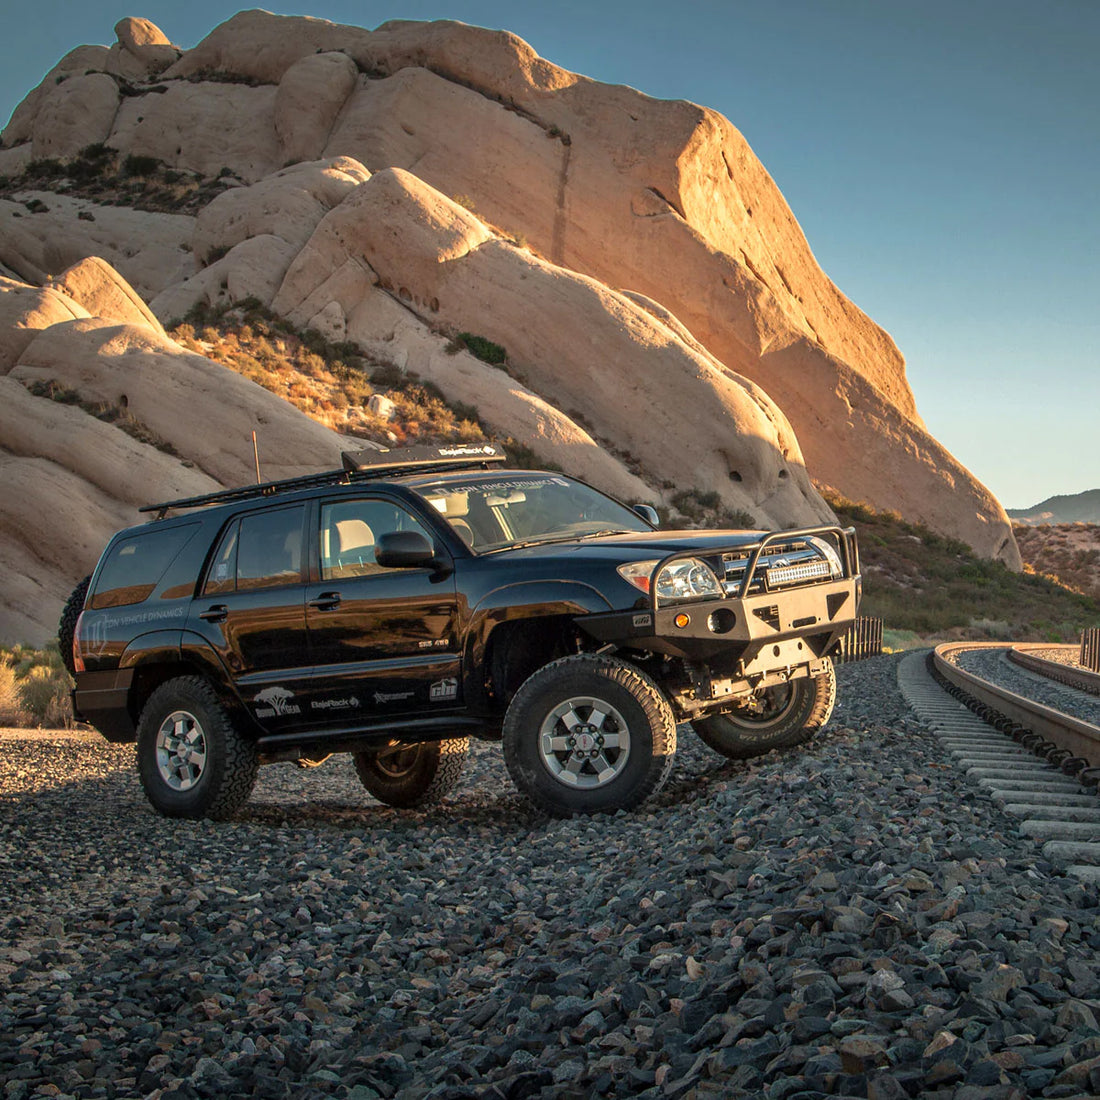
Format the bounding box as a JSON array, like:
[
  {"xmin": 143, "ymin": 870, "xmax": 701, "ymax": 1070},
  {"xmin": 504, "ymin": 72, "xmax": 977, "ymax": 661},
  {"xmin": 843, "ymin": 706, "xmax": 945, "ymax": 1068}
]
[
  {"xmin": 707, "ymin": 608, "xmax": 736, "ymax": 634},
  {"xmin": 674, "ymin": 612, "xmax": 691, "ymax": 628}
]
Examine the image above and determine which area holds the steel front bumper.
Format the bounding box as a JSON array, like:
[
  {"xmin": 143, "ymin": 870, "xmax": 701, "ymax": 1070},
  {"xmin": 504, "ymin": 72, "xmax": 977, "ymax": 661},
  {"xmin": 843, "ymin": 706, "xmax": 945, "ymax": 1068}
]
[{"xmin": 581, "ymin": 575, "xmax": 860, "ymax": 662}]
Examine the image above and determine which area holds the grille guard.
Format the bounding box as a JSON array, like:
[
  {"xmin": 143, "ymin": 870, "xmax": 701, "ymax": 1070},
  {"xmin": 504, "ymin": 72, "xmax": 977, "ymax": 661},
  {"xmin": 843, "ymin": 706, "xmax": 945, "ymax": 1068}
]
[{"xmin": 647, "ymin": 525, "xmax": 859, "ymax": 609}]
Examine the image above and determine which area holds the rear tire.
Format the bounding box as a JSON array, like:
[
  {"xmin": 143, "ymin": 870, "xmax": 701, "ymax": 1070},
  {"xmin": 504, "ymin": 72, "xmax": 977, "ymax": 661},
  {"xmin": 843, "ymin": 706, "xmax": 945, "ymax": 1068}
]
[
  {"xmin": 57, "ymin": 575, "xmax": 91, "ymax": 677},
  {"xmin": 136, "ymin": 677, "xmax": 257, "ymax": 820},
  {"xmin": 693, "ymin": 659, "xmax": 836, "ymax": 760},
  {"xmin": 503, "ymin": 654, "xmax": 676, "ymax": 817},
  {"xmin": 354, "ymin": 738, "xmax": 469, "ymax": 808}
]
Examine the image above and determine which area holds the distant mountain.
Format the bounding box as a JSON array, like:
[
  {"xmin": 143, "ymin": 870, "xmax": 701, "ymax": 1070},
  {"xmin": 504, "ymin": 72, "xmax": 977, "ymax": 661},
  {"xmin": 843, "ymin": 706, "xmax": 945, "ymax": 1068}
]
[{"xmin": 1008, "ymin": 489, "xmax": 1100, "ymax": 525}]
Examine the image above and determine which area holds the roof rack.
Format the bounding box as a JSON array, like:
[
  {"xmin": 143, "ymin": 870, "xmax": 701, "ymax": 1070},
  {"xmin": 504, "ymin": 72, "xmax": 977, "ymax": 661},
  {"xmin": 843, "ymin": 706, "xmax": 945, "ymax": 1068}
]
[{"xmin": 141, "ymin": 443, "xmax": 507, "ymax": 518}]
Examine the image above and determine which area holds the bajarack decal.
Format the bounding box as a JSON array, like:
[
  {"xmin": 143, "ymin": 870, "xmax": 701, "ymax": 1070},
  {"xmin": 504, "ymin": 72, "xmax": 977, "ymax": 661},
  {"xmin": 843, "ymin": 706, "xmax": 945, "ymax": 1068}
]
[{"xmin": 311, "ymin": 696, "xmax": 362, "ymax": 711}]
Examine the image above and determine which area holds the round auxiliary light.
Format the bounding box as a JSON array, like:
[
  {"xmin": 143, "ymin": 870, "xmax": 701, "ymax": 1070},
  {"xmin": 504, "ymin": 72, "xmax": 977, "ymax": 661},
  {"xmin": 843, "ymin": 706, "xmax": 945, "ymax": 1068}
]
[{"xmin": 674, "ymin": 613, "xmax": 691, "ymax": 629}]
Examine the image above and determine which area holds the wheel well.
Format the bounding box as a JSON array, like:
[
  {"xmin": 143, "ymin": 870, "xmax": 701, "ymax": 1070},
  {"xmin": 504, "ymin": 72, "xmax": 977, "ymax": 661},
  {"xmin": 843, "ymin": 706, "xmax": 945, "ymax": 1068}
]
[
  {"xmin": 127, "ymin": 662, "xmax": 233, "ymax": 728},
  {"xmin": 486, "ymin": 616, "xmax": 581, "ymax": 709}
]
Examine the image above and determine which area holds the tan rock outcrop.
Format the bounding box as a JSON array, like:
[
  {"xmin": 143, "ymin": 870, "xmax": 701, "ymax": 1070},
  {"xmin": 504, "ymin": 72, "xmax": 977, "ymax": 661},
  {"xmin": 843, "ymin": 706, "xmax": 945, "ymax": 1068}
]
[
  {"xmin": 0, "ymin": 194, "xmax": 193, "ymax": 299},
  {"xmin": 0, "ymin": 375, "xmax": 217, "ymax": 512},
  {"xmin": 105, "ymin": 18, "xmax": 180, "ymax": 80},
  {"xmin": 31, "ymin": 74, "xmax": 120, "ymax": 161},
  {"xmin": 1, "ymin": 45, "xmax": 111, "ymax": 147},
  {"xmin": 164, "ymin": 10, "xmax": 372, "ymax": 84},
  {"xmin": 332, "ymin": 283, "xmax": 655, "ymax": 504},
  {"xmin": 150, "ymin": 233, "xmax": 299, "ymax": 321},
  {"xmin": 191, "ymin": 156, "xmax": 371, "ymax": 262},
  {"xmin": 48, "ymin": 256, "xmax": 165, "ymax": 335},
  {"xmin": 0, "ymin": 278, "xmax": 89, "ymax": 373},
  {"xmin": 11, "ymin": 318, "xmax": 345, "ymax": 486},
  {"xmin": 275, "ymin": 168, "xmax": 833, "ymax": 530},
  {"xmin": 276, "ymin": 53, "xmax": 359, "ymax": 164},
  {"xmin": 108, "ymin": 84, "xmax": 281, "ymax": 183}
]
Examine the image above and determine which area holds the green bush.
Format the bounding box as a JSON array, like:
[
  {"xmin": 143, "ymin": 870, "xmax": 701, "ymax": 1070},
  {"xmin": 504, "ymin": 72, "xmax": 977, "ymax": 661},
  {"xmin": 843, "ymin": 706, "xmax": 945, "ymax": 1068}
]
[{"xmin": 454, "ymin": 332, "xmax": 507, "ymax": 366}]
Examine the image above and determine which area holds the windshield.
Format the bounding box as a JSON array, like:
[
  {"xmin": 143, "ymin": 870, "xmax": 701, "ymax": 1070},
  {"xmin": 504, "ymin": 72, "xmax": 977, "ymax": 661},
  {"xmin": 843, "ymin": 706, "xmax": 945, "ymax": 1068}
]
[{"xmin": 415, "ymin": 475, "xmax": 653, "ymax": 551}]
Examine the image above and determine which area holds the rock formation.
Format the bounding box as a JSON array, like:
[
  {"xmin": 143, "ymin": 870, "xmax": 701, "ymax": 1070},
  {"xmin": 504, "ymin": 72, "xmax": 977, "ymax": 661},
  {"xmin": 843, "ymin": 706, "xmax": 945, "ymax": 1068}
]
[
  {"xmin": 0, "ymin": 12, "xmax": 1023, "ymax": 642},
  {"xmin": 0, "ymin": 260, "xmax": 348, "ymax": 642}
]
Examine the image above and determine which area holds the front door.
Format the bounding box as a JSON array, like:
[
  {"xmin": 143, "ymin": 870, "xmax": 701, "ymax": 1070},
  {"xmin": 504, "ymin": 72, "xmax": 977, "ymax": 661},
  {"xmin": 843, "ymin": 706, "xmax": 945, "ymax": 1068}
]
[{"xmin": 303, "ymin": 495, "xmax": 461, "ymax": 725}]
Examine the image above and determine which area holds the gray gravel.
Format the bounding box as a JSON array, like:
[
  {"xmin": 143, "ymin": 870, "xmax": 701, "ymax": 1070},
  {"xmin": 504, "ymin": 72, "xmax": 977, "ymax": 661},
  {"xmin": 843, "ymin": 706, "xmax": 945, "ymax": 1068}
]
[
  {"xmin": 956, "ymin": 648, "xmax": 1100, "ymax": 727},
  {"xmin": 4, "ymin": 656, "xmax": 1100, "ymax": 1100}
]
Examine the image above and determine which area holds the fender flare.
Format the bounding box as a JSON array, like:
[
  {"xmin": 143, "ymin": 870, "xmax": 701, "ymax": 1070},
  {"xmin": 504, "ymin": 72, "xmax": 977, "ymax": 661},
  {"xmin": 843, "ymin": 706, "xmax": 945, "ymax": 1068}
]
[{"xmin": 464, "ymin": 580, "xmax": 612, "ymax": 707}]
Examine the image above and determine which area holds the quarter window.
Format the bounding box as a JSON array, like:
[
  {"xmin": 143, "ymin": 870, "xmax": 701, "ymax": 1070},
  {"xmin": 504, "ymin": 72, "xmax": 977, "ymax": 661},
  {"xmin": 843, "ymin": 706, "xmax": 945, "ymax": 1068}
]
[{"xmin": 90, "ymin": 524, "xmax": 199, "ymax": 609}]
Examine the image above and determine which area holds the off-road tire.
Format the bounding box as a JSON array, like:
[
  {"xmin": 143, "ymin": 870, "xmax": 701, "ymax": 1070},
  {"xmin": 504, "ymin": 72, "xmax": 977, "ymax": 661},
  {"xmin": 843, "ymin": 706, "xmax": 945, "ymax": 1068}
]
[
  {"xmin": 58, "ymin": 575, "xmax": 91, "ymax": 677},
  {"xmin": 136, "ymin": 677, "xmax": 258, "ymax": 820},
  {"xmin": 503, "ymin": 654, "xmax": 676, "ymax": 817},
  {"xmin": 354, "ymin": 738, "xmax": 469, "ymax": 808},
  {"xmin": 693, "ymin": 659, "xmax": 836, "ymax": 760}
]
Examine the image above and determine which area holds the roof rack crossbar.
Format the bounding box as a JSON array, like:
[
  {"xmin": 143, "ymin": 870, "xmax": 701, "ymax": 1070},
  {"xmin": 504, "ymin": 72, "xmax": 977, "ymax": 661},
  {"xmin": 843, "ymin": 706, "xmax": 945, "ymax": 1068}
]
[{"xmin": 141, "ymin": 444, "xmax": 507, "ymax": 518}]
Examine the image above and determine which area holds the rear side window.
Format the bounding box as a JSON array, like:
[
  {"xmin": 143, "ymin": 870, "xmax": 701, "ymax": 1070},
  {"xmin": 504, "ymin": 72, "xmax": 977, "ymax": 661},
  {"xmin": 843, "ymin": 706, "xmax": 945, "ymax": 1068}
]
[
  {"xmin": 90, "ymin": 525, "xmax": 199, "ymax": 610},
  {"xmin": 204, "ymin": 506, "xmax": 305, "ymax": 594}
]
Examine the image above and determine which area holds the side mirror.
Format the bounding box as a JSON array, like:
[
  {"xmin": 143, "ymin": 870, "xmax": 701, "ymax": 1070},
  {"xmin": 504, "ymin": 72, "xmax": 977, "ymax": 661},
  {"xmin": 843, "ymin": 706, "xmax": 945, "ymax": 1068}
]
[
  {"xmin": 375, "ymin": 530, "xmax": 443, "ymax": 570},
  {"xmin": 633, "ymin": 504, "xmax": 660, "ymax": 528}
]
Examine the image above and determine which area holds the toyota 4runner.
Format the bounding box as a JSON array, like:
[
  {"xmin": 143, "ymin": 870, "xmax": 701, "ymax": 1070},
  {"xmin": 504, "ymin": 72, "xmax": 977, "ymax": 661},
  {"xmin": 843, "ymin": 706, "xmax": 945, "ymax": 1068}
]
[{"xmin": 63, "ymin": 444, "xmax": 861, "ymax": 819}]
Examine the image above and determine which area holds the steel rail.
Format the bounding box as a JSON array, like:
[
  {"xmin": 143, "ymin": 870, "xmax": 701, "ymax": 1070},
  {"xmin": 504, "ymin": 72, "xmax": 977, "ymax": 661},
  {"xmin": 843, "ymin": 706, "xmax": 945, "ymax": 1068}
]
[
  {"xmin": 1007, "ymin": 643, "xmax": 1100, "ymax": 698},
  {"xmin": 932, "ymin": 641, "xmax": 1100, "ymax": 772}
]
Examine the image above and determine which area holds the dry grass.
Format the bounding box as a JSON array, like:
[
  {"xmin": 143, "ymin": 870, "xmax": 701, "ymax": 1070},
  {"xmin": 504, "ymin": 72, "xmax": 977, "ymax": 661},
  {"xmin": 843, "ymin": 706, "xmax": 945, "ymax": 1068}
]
[
  {"xmin": 169, "ymin": 300, "xmax": 487, "ymax": 449},
  {"xmin": 0, "ymin": 645, "xmax": 74, "ymax": 728},
  {"xmin": 0, "ymin": 142, "xmax": 234, "ymax": 215}
]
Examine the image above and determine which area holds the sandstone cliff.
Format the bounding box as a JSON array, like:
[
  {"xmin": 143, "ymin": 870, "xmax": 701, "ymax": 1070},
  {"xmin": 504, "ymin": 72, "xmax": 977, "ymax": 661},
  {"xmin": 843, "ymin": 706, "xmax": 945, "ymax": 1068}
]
[{"xmin": 0, "ymin": 13, "xmax": 1021, "ymax": 642}]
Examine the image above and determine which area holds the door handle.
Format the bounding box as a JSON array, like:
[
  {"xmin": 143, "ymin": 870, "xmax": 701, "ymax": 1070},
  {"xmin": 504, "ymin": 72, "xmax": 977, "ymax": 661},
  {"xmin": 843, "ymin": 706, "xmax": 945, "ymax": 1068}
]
[
  {"xmin": 199, "ymin": 604, "xmax": 228, "ymax": 623},
  {"xmin": 308, "ymin": 592, "xmax": 341, "ymax": 611}
]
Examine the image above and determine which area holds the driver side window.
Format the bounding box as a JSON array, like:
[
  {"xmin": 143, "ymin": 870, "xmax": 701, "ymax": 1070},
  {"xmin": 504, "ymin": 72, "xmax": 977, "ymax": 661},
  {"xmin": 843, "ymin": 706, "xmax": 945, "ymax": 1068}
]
[{"xmin": 319, "ymin": 499, "xmax": 434, "ymax": 580}]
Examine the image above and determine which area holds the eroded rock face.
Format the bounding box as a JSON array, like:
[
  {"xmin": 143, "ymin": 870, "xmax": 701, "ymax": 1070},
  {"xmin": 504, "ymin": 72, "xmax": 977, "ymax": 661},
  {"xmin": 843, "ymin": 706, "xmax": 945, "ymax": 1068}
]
[
  {"xmin": 0, "ymin": 278, "xmax": 88, "ymax": 373},
  {"xmin": 0, "ymin": 263, "xmax": 350, "ymax": 643},
  {"xmin": 0, "ymin": 194, "xmax": 194, "ymax": 300},
  {"xmin": 30, "ymin": 74, "xmax": 120, "ymax": 160},
  {"xmin": 275, "ymin": 168, "xmax": 833, "ymax": 530},
  {"xmin": 48, "ymin": 256, "xmax": 165, "ymax": 335}
]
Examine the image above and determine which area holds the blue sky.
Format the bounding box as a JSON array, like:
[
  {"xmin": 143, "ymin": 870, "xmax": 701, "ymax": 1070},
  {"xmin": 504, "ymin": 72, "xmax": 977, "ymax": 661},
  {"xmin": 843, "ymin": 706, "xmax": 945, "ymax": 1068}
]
[{"xmin": 2, "ymin": 1, "xmax": 1096, "ymax": 509}]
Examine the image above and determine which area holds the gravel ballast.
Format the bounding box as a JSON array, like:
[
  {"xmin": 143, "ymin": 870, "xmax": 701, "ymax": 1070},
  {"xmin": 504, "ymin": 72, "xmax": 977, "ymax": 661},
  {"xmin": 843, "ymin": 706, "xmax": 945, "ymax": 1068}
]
[{"xmin": 4, "ymin": 654, "xmax": 1100, "ymax": 1100}]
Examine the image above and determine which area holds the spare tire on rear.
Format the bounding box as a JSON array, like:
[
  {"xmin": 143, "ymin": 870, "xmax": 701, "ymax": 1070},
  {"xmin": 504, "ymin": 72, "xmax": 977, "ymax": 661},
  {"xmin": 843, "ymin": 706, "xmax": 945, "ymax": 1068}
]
[{"xmin": 58, "ymin": 575, "xmax": 91, "ymax": 678}]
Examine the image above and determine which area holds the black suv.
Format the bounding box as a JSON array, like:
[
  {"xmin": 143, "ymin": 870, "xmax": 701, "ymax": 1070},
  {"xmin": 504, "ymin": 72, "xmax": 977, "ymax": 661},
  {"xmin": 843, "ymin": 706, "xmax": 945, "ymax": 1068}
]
[{"xmin": 63, "ymin": 444, "xmax": 860, "ymax": 819}]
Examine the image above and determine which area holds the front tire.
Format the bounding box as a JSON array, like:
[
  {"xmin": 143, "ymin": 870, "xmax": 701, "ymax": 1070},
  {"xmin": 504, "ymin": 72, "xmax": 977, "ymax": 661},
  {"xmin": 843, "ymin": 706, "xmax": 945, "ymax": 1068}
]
[
  {"xmin": 693, "ymin": 659, "xmax": 836, "ymax": 760},
  {"xmin": 354, "ymin": 738, "xmax": 469, "ymax": 808},
  {"xmin": 136, "ymin": 677, "xmax": 258, "ymax": 819},
  {"xmin": 503, "ymin": 654, "xmax": 676, "ymax": 817}
]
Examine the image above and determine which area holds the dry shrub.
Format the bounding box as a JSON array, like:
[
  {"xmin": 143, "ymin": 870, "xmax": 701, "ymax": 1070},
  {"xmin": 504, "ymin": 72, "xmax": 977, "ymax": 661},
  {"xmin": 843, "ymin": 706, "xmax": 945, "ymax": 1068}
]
[{"xmin": 0, "ymin": 659, "xmax": 27, "ymax": 727}]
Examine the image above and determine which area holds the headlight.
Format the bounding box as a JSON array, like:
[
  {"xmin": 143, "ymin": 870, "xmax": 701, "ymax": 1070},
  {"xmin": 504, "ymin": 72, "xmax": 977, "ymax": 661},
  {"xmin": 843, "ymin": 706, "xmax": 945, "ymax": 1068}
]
[
  {"xmin": 656, "ymin": 558, "xmax": 722, "ymax": 603},
  {"xmin": 617, "ymin": 557, "xmax": 722, "ymax": 603},
  {"xmin": 806, "ymin": 536, "xmax": 844, "ymax": 579}
]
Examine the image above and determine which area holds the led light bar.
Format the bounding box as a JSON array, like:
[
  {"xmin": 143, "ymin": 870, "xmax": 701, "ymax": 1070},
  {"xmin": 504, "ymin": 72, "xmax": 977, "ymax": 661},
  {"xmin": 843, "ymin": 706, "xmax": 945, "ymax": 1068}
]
[{"xmin": 765, "ymin": 559, "xmax": 832, "ymax": 589}]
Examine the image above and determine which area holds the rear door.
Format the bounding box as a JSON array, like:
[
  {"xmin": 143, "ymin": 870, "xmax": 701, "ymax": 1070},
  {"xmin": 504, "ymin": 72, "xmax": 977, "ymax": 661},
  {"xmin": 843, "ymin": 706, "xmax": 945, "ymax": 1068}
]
[
  {"xmin": 302, "ymin": 494, "xmax": 462, "ymax": 724},
  {"xmin": 185, "ymin": 503, "xmax": 312, "ymax": 731}
]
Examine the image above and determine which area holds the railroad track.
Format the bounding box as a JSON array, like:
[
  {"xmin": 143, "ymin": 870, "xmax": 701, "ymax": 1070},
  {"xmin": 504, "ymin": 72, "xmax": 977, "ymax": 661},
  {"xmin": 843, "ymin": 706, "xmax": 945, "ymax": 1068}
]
[{"xmin": 898, "ymin": 644, "xmax": 1100, "ymax": 885}]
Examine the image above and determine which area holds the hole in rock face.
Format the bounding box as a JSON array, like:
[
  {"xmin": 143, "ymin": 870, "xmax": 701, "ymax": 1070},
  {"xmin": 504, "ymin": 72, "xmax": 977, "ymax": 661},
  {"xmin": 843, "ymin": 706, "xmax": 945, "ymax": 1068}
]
[
  {"xmin": 119, "ymin": 394, "xmax": 128, "ymax": 409},
  {"xmin": 778, "ymin": 469, "xmax": 789, "ymax": 480},
  {"xmin": 729, "ymin": 471, "xmax": 743, "ymax": 483}
]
